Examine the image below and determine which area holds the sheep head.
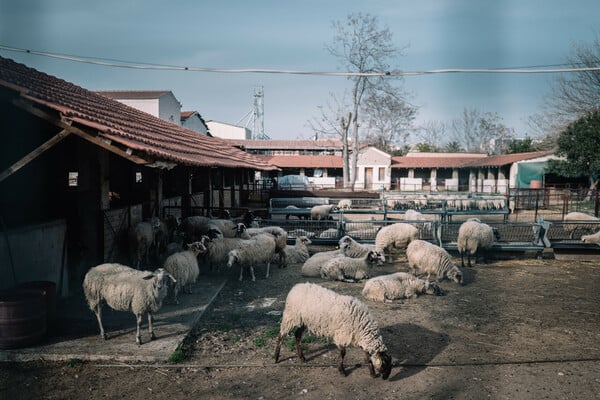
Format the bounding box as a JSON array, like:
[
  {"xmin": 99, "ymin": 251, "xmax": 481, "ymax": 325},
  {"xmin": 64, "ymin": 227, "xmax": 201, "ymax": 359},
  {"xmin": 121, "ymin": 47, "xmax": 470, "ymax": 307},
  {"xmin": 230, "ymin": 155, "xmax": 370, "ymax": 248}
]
[
  {"xmin": 447, "ymin": 266, "xmax": 463, "ymax": 285},
  {"xmin": 144, "ymin": 268, "xmax": 176, "ymax": 290},
  {"xmin": 187, "ymin": 241, "xmax": 207, "ymax": 257},
  {"xmin": 369, "ymin": 351, "xmax": 392, "ymax": 380},
  {"xmin": 226, "ymin": 249, "xmax": 241, "ymax": 268},
  {"xmin": 424, "ymin": 281, "xmax": 446, "ymax": 296}
]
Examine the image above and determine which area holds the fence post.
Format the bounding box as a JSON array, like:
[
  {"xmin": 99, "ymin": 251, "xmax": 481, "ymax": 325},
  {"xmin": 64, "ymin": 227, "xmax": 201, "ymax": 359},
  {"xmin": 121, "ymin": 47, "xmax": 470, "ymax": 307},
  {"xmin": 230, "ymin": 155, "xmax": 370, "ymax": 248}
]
[{"xmin": 595, "ymin": 190, "xmax": 599, "ymax": 218}]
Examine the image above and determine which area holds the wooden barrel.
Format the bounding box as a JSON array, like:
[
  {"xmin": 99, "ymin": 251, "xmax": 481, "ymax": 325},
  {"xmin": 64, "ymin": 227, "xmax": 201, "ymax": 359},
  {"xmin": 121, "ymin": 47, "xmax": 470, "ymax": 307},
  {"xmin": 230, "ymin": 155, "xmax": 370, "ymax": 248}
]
[
  {"xmin": 0, "ymin": 289, "xmax": 47, "ymax": 349},
  {"xmin": 17, "ymin": 281, "xmax": 57, "ymax": 329}
]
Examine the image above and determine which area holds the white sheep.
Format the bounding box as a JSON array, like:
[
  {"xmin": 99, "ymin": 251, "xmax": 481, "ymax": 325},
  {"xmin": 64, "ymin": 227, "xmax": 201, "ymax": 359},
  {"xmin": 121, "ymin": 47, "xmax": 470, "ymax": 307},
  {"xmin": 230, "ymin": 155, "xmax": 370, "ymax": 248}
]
[
  {"xmin": 563, "ymin": 212, "xmax": 600, "ymax": 239},
  {"xmin": 163, "ymin": 241, "xmax": 206, "ymax": 304},
  {"xmin": 406, "ymin": 240, "xmax": 463, "ymax": 284},
  {"xmin": 300, "ymin": 249, "xmax": 343, "ymax": 277},
  {"xmin": 362, "ymin": 272, "xmax": 445, "ymax": 302},
  {"xmin": 203, "ymin": 235, "xmax": 248, "ymax": 271},
  {"xmin": 129, "ymin": 219, "xmax": 161, "ymax": 269},
  {"xmin": 337, "ymin": 199, "xmax": 352, "ymax": 210},
  {"xmin": 245, "ymin": 226, "xmax": 288, "ymax": 268},
  {"xmin": 374, "ymin": 223, "xmax": 419, "ymax": 263},
  {"xmin": 320, "ymin": 250, "xmax": 385, "ymax": 282},
  {"xmin": 456, "ymin": 218, "xmax": 500, "ymax": 268},
  {"xmin": 180, "ymin": 215, "xmax": 241, "ymax": 241},
  {"xmin": 310, "ymin": 204, "xmax": 338, "ymax": 220},
  {"xmin": 274, "ymin": 282, "xmax": 392, "ymax": 379},
  {"xmin": 288, "ymin": 228, "xmax": 316, "ymax": 238},
  {"xmin": 274, "ymin": 236, "xmax": 312, "ymax": 265},
  {"xmin": 318, "ymin": 228, "xmax": 339, "ymax": 239},
  {"xmin": 226, "ymin": 233, "xmax": 277, "ymax": 281},
  {"xmin": 338, "ymin": 235, "xmax": 384, "ymax": 264},
  {"xmin": 82, "ymin": 263, "xmax": 176, "ymax": 345},
  {"xmin": 581, "ymin": 230, "xmax": 600, "ymax": 246}
]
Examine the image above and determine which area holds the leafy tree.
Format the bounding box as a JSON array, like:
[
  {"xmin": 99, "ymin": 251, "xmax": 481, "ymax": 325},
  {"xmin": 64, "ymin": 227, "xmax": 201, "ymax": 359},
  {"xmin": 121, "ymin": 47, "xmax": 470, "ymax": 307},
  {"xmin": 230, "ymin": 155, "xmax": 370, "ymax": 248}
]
[
  {"xmin": 506, "ymin": 137, "xmax": 537, "ymax": 154},
  {"xmin": 414, "ymin": 142, "xmax": 438, "ymax": 153},
  {"xmin": 547, "ymin": 109, "xmax": 600, "ymax": 196},
  {"xmin": 444, "ymin": 141, "xmax": 463, "ymax": 153},
  {"xmin": 327, "ymin": 13, "xmax": 409, "ymax": 188}
]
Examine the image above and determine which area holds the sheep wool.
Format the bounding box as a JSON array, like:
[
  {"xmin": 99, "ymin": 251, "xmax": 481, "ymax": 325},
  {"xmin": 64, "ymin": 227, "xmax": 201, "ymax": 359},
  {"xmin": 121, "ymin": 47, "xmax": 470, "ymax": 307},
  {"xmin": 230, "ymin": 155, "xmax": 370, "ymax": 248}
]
[
  {"xmin": 226, "ymin": 233, "xmax": 277, "ymax": 281},
  {"xmin": 163, "ymin": 241, "xmax": 206, "ymax": 304},
  {"xmin": 456, "ymin": 219, "xmax": 499, "ymax": 268},
  {"xmin": 563, "ymin": 212, "xmax": 600, "ymax": 239},
  {"xmin": 362, "ymin": 272, "xmax": 444, "ymax": 302},
  {"xmin": 274, "ymin": 236, "xmax": 312, "ymax": 265},
  {"xmin": 375, "ymin": 223, "xmax": 419, "ymax": 263},
  {"xmin": 338, "ymin": 235, "xmax": 383, "ymax": 261},
  {"xmin": 310, "ymin": 204, "xmax": 337, "ymax": 220},
  {"xmin": 407, "ymin": 240, "xmax": 463, "ymax": 284},
  {"xmin": 83, "ymin": 263, "xmax": 176, "ymax": 345},
  {"xmin": 337, "ymin": 199, "xmax": 352, "ymax": 210},
  {"xmin": 274, "ymin": 282, "xmax": 392, "ymax": 379},
  {"xmin": 300, "ymin": 249, "xmax": 343, "ymax": 277},
  {"xmin": 246, "ymin": 226, "xmax": 288, "ymax": 268},
  {"xmin": 581, "ymin": 230, "xmax": 600, "ymax": 246},
  {"xmin": 320, "ymin": 250, "xmax": 384, "ymax": 282}
]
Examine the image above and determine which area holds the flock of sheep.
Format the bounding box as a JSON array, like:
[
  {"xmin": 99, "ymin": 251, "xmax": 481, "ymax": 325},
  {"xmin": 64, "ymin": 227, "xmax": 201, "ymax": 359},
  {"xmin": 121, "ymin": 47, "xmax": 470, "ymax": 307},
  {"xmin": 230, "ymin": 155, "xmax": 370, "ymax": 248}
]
[{"xmin": 81, "ymin": 203, "xmax": 600, "ymax": 378}]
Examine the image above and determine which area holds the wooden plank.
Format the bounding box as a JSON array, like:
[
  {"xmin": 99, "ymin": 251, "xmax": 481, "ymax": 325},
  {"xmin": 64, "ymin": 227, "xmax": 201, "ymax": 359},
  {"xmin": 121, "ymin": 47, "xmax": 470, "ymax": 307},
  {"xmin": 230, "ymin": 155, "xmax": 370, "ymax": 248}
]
[{"xmin": 0, "ymin": 129, "xmax": 71, "ymax": 182}]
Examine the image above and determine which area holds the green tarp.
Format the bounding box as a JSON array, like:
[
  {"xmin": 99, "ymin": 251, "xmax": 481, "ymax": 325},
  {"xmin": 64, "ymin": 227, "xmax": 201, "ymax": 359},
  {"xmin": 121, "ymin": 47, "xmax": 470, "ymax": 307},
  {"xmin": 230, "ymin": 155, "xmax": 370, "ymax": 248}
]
[{"xmin": 517, "ymin": 161, "xmax": 548, "ymax": 188}]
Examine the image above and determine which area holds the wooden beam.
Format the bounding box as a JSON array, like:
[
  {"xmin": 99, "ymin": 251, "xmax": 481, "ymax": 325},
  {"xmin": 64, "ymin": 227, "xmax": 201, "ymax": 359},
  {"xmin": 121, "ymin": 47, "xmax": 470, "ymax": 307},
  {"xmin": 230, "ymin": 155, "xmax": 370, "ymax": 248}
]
[{"xmin": 0, "ymin": 129, "xmax": 71, "ymax": 183}]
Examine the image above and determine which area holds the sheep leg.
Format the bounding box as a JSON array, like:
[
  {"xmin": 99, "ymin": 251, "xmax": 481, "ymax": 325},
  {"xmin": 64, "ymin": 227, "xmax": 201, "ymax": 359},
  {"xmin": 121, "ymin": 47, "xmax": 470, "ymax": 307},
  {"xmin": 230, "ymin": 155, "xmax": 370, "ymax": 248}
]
[
  {"xmin": 135, "ymin": 314, "xmax": 143, "ymax": 345},
  {"xmin": 294, "ymin": 325, "xmax": 307, "ymax": 362},
  {"xmin": 467, "ymin": 252, "xmax": 473, "ymax": 268},
  {"xmin": 93, "ymin": 304, "xmax": 107, "ymax": 340},
  {"xmin": 274, "ymin": 333, "xmax": 284, "ymax": 362},
  {"xmin": 238, "ymin": 265, "xmax": 244, "ymax": 281},
  {"xmin": 250, "ymin": 266, "xmax": 256, "ymax": 281},
  {"xmin": 148, "ymin": 312, "xmax": 156, "ymax": 341},
  {"xmin": 460, "ymin": 252, "xmax": 466, "ymax": 268},
  {"xmin": 337, "ymin": 345, "xmax": 347, "ymax": 376},
  {"xmin": 265, "ymin": 261, "xmax": 271, "ymax": 279}
]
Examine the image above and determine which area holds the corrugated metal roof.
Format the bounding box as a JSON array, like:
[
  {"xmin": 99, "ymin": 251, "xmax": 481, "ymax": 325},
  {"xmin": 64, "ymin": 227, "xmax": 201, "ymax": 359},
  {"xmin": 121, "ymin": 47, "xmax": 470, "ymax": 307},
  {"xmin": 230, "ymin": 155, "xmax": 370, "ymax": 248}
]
[{"xmin": 0, "ymin": 57, "xmax": 275, "ymax": 170}]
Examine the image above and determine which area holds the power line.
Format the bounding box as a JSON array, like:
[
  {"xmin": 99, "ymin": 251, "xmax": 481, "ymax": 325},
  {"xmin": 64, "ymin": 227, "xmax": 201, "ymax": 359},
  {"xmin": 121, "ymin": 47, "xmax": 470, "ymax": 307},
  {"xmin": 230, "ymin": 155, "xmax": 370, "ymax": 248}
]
[{"xmin": 1, "ymin": 44, "xmax": 600, "ymax": 76}]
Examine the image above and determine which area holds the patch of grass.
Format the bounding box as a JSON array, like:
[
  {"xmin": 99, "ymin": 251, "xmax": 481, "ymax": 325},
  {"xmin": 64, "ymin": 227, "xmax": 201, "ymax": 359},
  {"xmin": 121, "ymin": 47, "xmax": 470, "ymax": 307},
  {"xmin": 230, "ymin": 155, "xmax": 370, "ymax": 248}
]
[
  {"xmin": 254, "ymin": 337, "xmax": 266, "ymax": 347},
  {"xmin": 265, "ymin": 326, "xmax": 280, "ymax": 339},
  {"xmin": 168, "ymin": 344, "xmax": 188, "ymax": 363},
  {"xmin": 230, "ymin": 335, "xmax": 241, "ymax": 344},
  {"xmin": 66, "ymin": 358, "xmax": 84, "ymax": 368}
]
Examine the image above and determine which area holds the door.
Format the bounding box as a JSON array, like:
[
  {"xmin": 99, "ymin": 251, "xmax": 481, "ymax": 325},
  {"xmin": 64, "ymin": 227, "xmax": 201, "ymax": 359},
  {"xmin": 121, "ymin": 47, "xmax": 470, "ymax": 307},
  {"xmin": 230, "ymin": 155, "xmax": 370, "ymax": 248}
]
[{"xmin": 365, "ymin": 167, "xmax": 373, "ymax": 189}]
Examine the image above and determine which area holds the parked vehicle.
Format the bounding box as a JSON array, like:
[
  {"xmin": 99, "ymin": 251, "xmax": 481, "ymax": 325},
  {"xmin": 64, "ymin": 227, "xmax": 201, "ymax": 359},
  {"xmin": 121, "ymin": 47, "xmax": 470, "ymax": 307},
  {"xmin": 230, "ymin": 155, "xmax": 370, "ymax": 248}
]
[{"xmin": 277, "ymin": 175, "xmax": 313, "ymax": 191}]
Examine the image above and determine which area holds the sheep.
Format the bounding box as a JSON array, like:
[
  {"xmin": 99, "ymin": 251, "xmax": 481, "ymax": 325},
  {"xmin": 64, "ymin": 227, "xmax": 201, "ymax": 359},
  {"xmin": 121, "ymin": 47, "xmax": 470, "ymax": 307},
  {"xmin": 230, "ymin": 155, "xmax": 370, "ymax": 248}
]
[
  {"xmin": 274, "ymin": 236, "xmax": 312, "ymax": 265},
  {"xmin": 82, "ymin": 263, "xmax": 176, "ymax": 345},
  {"xmin": 288, "ymin": 228, "xmax": 316, "ymax": 239},
  {"xmin": 274, "ymin": 282, "xmax": 392, "ymax": 379},
  {"xmin": 338, "ymin": 235, "xmax": 384, "ymax": 264},
  {"xmin": 284, "ymin": 205, "xmax": 308, "ymax": 220},
  {"xmin": 318, "ymin": 228, "xmax": 339, "ymax": 239},
  {"xmin": 362, "ymin": 272, "xmax": 445, "ymax": 303},
  {"xmin": 456, "ymin": 218, "xmax": 500, "ymax": 268},
  {"xmin": 300, "ymin": 249, "xmax": 343, "ymax": 277},
  {"xmin": 406, "ymin": 239, "xmax": 463, "ymax": 284},
  {"xmin": 129, "ymin": 218, "xmax": 162, "ymax": 269},
  {"xmin": 245, "ymin": 226, "xmax": 288, "ymax": 268},
  {"xmin": 581, "ymin": 230, "xmax": 600, "ymax": 246},
  {"xmin": 180, "ymin": 215, "xmax": 240, "ymax": 241},
  {"xmin": 163, "ymin": 241, "xmax": 206, "ymax": 304},
  {"xmin": 202, "ymin": 234, "xmax": 248, "ymax": 272},
  {"xmin": 337, "ymin": 198, "xmax": 352, "ymax": 210},
  {"xmin": 563, "ymin": 212, "xmax": 600, "ymax": 239},
  {"xmin": 320, "ymin": 250, "xmax": 385, "ymax": 282},
  {"xmin": 374, "ymin": 223, "xmax": 419, "ymax": 263},
  {"xmin": 226, "ymin": 233, "xmax": 277, "ymax": 281},
  {"xmin": 310, "ymin": 204, "xmax": 338, "ymax": 220}
]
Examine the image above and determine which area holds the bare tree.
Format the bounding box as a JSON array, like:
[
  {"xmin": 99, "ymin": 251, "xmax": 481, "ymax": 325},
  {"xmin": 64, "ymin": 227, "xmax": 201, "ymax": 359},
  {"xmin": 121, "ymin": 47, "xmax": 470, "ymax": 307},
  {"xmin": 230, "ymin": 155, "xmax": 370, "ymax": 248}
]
[
  {"xmin": 361, "ymin": 91, "xmax": 416, "ymax": 153},
  {"xmin": 415, "ymin": 120, "xmax": 446, "ymax": 151},
  {"xmin": 451, "ymin": 108, "xmax": 513, "ymax": 154},
  {"xmin": 547, "ymin": 35, "xmax": 600, "ymax": 120},
  {"xmin": 326, "ymin": 13, "xmax": 408, "ymax": 189}
]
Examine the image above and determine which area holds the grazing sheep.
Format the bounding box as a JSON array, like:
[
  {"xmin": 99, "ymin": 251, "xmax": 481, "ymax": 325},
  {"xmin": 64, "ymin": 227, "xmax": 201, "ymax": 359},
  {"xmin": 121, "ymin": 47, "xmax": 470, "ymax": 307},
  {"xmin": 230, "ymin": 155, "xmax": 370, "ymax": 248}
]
[
  {"xmin": 300, "ymin": 249, "xmax": 343, "ymax": 277},
  {"xmin": 163, "ymin": 241, "xmax": 206, "ymax": 304},
  {"xmin": 226, "ymin": 233, "xmax": 277, "ymax": 281},
  {"xmin": 581, "ymin": 230, "xmax": 600, "ymax": 246},
  {"xmin": 456, "ymin": 218, "xmax": 500, "ymax": 268},
  {"xmin": 246, "ymin": 226, "xmax": 288, "ymax": 268},
  {"xmin": 406, "ymin": 240, "xmax": 463, "ymax": 284},
  {"xmin": 129, "ymin": 219, "xmax": 162, "ymax": 269},
  {"xmin": 337, "ymin": 199, "xmax": 352, "ymax": 210},
  {"xmin": 375, "ymin": 223, "xmax": 419, "ymax": 263},
  {"xmin": 338, "ymin": 235, "xmax": 384, "ymax": 264},
  {"xmin": 320, "ymin": 250, "xmax": 385, "ymax": 282},
  {"xmin": 310, "ymin": 204, "xmax": 338, "ymax": 220},
  {"xmin": 362, "ymin": 272, "xmax": 445, "ymax": 302},
  {"xmin": 83, "ymin": 263, "xmax": 176, "ymax": 345},
  {"xmin": 274, "ymin": 236, "xmax": 312, "ymax": 265},
  {"xmin": 274, "ymin": 282, "xmax": 392, "ymax": 379},
  {"xmin": 563, "ymin": 212, "xmax": 600, "ymax": 239}
]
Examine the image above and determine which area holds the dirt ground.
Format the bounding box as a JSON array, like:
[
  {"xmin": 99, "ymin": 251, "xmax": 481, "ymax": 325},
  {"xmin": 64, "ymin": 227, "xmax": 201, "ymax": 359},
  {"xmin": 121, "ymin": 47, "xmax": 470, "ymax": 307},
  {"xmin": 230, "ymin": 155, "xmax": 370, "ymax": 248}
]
[{"xmin": 2, "ymin": 248, "xmax": 600, "ymax": 399}]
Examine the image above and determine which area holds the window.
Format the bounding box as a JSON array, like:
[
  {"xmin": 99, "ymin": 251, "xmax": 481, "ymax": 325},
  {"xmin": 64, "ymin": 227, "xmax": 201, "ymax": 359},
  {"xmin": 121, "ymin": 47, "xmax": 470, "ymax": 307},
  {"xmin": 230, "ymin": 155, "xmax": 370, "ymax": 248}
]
[{"xmin": 378, "ymin": 167, "xmax": 385, "ymax": 181}]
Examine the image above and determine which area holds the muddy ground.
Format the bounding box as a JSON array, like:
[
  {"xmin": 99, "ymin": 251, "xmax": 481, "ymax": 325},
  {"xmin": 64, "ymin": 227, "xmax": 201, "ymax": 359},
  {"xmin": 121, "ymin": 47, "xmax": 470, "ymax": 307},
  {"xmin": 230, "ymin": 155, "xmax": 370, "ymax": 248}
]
[{"xmin": 2, "ymin": 249, "xmax": 600, "ymax": 399}]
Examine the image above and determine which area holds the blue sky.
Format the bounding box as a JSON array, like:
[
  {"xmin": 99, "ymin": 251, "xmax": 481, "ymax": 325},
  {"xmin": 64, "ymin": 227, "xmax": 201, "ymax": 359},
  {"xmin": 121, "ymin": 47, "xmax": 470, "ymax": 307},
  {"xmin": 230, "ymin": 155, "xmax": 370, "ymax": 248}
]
[{"xmin": 1, "ymin": 0, "xmax": 598, "ymax": 141}]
